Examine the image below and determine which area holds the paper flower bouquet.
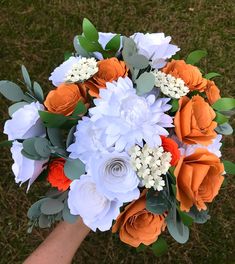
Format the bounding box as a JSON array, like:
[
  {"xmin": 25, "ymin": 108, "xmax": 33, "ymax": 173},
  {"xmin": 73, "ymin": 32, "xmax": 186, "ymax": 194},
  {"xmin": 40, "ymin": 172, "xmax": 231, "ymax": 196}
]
[{"xmin": 1, "ymin": 18, "xmax": 235, "ymax": 254}]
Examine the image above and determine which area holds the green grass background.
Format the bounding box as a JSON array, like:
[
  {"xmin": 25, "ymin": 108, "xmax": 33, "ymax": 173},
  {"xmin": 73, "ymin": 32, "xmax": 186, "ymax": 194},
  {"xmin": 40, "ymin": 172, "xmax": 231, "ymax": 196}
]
[{"xmin": 0, "ymin": 0, "xmax": 234, "ymax": 263}]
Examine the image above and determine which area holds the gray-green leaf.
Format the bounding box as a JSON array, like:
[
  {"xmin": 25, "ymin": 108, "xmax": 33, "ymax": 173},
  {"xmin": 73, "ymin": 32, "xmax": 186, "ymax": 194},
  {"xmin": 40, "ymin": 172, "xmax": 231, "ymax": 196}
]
[
  {"xmin": 21, "ymin": 65, "xmax": 32, "ymax": 91},
  {"xmin": 127, "ymin": 54, "xmax": 149, "ymax": 69},
  {"xmin": 215, "ymin": 122, "xmax": 233, "ymax": 135},
  {"xmin": 40, "ymin": 198, "xmax": 64, "ymax": 215},
  {"xmin": 136, "ymin": 72, "xmax": 155, "ymax": 95},
  {"xmin": 64, "ymin": 158, "xmax": 85, "ymax": 180},
  {"xmin": 0, "ymin": 80, "xmax": 25, "ymax": 102},
  {"xmin": 33, "ymin": 81, "xmax": 44, "ymax": 102},
  {"xmin": 8, "ymin": 102, "xmax": 28, "ymax": 117}
]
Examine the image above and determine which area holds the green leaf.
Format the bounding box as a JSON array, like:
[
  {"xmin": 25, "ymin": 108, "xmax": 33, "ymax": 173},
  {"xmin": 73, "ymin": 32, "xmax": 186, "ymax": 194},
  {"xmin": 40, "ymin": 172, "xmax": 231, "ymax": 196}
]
[
  {"xmin": 136, "ymin": 244, "xmax": 147, "ymax": 253},
  {"xmin": 78, "ymin": 35, "xmax": 102, "ymax": 52},
  {"xmin": 0, "ymin": 140, "xmax": 13, "ymax": 147},
  {"xmin": 21, "ymin": 65, "xmax": 32, "ymax": 91},
  {"xmin": 146, "ymin": 189, "xmax": 171, "ymax": 214},
  {"xmin": 127, "ymin": 54, "xmax": 149, "ymax": 69},
  {"xmin": 73, "ymin": 36, "xmax": 90, "ymax": 58},
  {"xmin": 214, "ymin": 111, "xmax": 228, "ymax": 124},
  {"xmin": 223, "ymin": 160, "xmax": 235, "ymax": 175},
  {"xmin": 66, "ymin": 126, "xmax": 76, "ymax": 148},
  {"xmin": 39, "ymin": 110, "xmax": 68, "ymax": 128},
  {"xmin": 170, "ymin": 99, "xmax": 179, "ymax": 112},
  {"xmin": 204, "ymin": 72, "xmax": 221, "ymax": 80},
  {"xmin": 8, "ymin": 102, "xmax": 28, "ymax": 117},
  {"xmin": 71, "ymin": 101, "xmax": 87, "ymax": 117},
  {"xmin": 187, "ymin": 206, "xmax": 210, "ymax": 224},
  {"xmin": 33, "ymin": 81, "xmax": 44, "ymax": 102},
  {"xmin": 136, "ymin": 72, "xmax": 155, "ymax": 95},
  {"xmin": 47, "ymin": 127, "xmax": 64, "ymax": 148},
  {"xmin": 82, "ymin": 18, "xmax": 99, "ymax": 42},
  {"xmin": 22, "ymin": 138, "xmax": 42, "ymax": 160},
  {"xmin": 212, "ymin": 98, "xmax": 235, "ymax": 111},
  {"xmin": 62, "ymin": 200, "xmax": 79, "ymax": 224},
  {"xmin": 105, "ymin": 34, "xmax": 121, "ymax": 51},
  {"xmin": 39, "ymin": 214, "xmax": 51, "ymax": 228},
  {"xmin": 151, "ymin": 237, "xmax": 168, "ymax": 257},
  {"xmin": 186, "ymin": 50, "xmax": 207, "ymax": 65},
  {"xmin": 0, "ymin": 80, "xmax": 25, "ymax": 102},
  {"xmin": 40, "ymin": 198, "xmax": 64, "ymax": 215},
  {"xmin": 64, "ymin": 158, "xmax": 85, "ymax": 180},
  {"xmin": 34, "ymin": 137, "xmax": 51, "ymax": 158},
  {"xmin": 64, "ymin": 51, "xmax": 72, "ymax": 61},
  {"xmin": 215, "ymin": 122, "xmax": 233, "ymax": 135},
  {"xmin": 178, "ymin": 210, "xmax": 193, "ymax": 226},
  {"xmin": 122, "ymin": 37, "xmax": 138, "ymax": 62}
]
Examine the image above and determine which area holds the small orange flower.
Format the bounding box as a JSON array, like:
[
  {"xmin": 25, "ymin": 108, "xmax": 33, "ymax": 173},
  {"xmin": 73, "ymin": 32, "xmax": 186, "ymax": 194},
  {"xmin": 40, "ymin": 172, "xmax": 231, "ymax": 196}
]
[
  {"xmin": 85, "ymin": 57, "xmax": 128, "ymax": 97},
  {"xmin": 44, "ymin": 83, "xmax": 88, "ymax": 116},
  {"xmin": 174, "ymin": 95, "xmax": 217, "ymax": 145},
  {"xmin": 112, "ymin": 190, "xmax": 166, "ymax": 247},
  {"xmin": 162, "ymin": 60, "xmax": 207, "ymax": 92},
  {"xmin": 160, "ymin": 136, "xmax": 180, "ymax": 166},
  {"xmin": 205, "ymin": 80, "xmax": 221, "ymax": 105},
  {"xmin": 47, "ymin": 158, "xmax": 72, "ymax": 191},
  {"xmin": 174, "ymin": 149, "xmax": 224, "ymax": 212}
]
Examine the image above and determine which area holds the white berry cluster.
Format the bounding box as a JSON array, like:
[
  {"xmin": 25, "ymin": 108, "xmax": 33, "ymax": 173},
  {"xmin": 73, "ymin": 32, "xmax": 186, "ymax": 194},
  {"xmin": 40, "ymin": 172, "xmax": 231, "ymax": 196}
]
[
  {"xmin": 64, "ymin": 57, "xmax": 98, "ymax": 83},
  {"xmin": 129, "ymin": 144, "xmax": 172, "ymax": 191},
  {"xmin": 153, "ymin": 70, "xmax": 189, "ymax": 99}
]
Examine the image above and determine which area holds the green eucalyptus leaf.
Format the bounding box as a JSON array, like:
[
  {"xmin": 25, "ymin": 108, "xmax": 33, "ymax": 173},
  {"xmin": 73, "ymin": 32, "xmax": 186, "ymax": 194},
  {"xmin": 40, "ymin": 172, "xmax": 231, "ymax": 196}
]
[
  {"xmin": 8, "ymin": 102, "xmax": 28, "ymax": 117},
  {"xmin": 47, "ymin": 127, "xmax": 64, "ymax": 148},
  {"xmin": 223, "ymin": 160, "xmax": 235, "ymax": 175},
  {"xmin": 45, "ymin": 188, "xmax": 64, "ymax": 198},
  {"xmin": 186, "ymin": 50, "xmax": 207, "ymax": 65},
  {"xmin": 40, "ymin": 198, "xmax": 64, "ymax": 215},
  {"xmin": 64, "ymin": 158, "xmax": 85, "ymax": 180},
  {"xmin": 0, "ymin": 80, "xmax": 25, "ymax": 102},
  {"xmin": 62, "ymin": 201, "xmax": 79, "ymax": 224},
  {"xmin": 151, "ymin": 237, "xmax": 168, "ymax": 257},
  {"xmin": 27, "ymin": 198, "xmax": 50, "ymax": 220},
  {"xmin": 21, "ymin": 149, "xmax": 43, "ymax": 160},
  {"xmin": 214, "ymin": 111, "xmax": 228, "ymax": 124},
  {"xmin": 146, "ymin": 189, "xmax": 171, "ymax": 214},
  {"xmin": 212, "ymin": 98, "xmax": 235, "ymax": 111},
  {"xmin": 34, "ymin": 137, "xmax": 51, "ymax": 158},
  {"xmin": 21, "ymin": 65, "xmax": 32, "ymax": 91},
  {"xmin": 127, "ymin": 54, "xmax": 149, "ymax": 69},
  {"xmin": 22, "ymin": 138, "xmax": 41, "ymax": 159},
  {"xmin": 187, "ymin": 206, "xmax": 210, "ymax": 224},
  {"xmin": 33, "ymin": 81, "xmax": 44, "ymax": 102},
  {"xmin": 204, "ymin": 72, "xmax": 221, "ymax": 80},
  {"xmin": 105, "ymin": 34, "xmax": 121, "ymax": 51},
  {"xmin": 215, "ymin": 122, "xmax": 233, "ymax": 135},
  {"xmin": 39, "ymin": 214, "xmax": 51, "ymax": 228},
  {"xmin": 136, "ymin": 72, "xmax": 155, "ymax": 95},
  {"xmin": 66, "ymin": 126, "xmax": 76, "ymax": 148},
  {"xmin": 122, "ymin": 37, "xmax": 138, "ymax": 62},
  {"xmin": 39, "ymin": 110, "xmax": 68, "ymax": 128},
  {"xmin": 83, "ymin": 18, "xmax": 99, "ymax": 41}
]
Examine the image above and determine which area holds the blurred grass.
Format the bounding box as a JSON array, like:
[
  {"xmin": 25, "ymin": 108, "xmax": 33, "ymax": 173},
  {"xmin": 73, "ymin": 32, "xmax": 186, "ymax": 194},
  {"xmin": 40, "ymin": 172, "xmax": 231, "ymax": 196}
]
[{"xmin": 0, "ymin": 0, "xmax": 234, "ymax": 263}]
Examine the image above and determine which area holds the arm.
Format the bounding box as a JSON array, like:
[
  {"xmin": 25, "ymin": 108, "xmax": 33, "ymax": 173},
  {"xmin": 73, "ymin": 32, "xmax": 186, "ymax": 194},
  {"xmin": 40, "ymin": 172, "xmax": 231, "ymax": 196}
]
[{"xmin": 24, "ymin": 217, "xmax": 90, "ymax": 264}]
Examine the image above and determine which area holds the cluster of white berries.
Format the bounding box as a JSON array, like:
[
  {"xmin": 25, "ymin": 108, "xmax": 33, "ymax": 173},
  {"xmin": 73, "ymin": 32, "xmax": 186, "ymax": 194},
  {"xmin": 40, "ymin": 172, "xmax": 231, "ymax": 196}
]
[
  {"xmin": 153, "ymin": 70, "xmax": 189, "ymax": 99},
  {"xmin": 64, "ymin": 57, "xmax": 98, "ymax": 83},
  {"xmin": 129, "ymin": 144, "xmax": 172, "ymax": 191}
]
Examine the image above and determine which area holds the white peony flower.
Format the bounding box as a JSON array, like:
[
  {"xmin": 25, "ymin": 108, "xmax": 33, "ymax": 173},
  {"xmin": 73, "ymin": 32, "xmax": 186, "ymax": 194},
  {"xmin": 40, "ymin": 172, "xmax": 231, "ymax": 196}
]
[
  {"xmin": 89, "ymin": 152, "xmax": 140, "ymax": 202},
  {"xmin": 130, "ymin": 32, "xmax": 180, "ymax": 69},
  {"xmin": 89, "ymin": 77, "xmax": 173, "ymax": 151},
  {"xmin": 49, "ymin": 56, "xmax": 98, "ymax": 86},
  {"xmin": 4, "ymin": 102, "xmax": 45, "ymax": 140},
  {"xmin": 68, "ymin": 175, "xmax": 122, "ymax": 231},
  {"xmin": 11, "ymin": 141, "xmax": 47, "ymax": 191},
  {"xmin": 93, "ymin": 32, "xmax": 123, "ymax": 60}
]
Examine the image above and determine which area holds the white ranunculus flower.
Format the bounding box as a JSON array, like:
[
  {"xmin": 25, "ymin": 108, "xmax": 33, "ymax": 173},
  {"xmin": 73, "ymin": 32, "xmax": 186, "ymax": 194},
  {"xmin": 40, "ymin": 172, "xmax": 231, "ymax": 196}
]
[
  {"xmin": 4, "ymin": 102, "xmax": 46, "ymax": 140},
  {"xmin": 89, "ymin": 152, "xmax": 140, "ymax": 202},
  {"xmin": 130, "ymin": 32, "xmax": 180, "ymax": 69},
  {"xmin": 68, "ymin": 175, "xmax": 122, "ymax": 231},
  {"xmin": 89, "ymin": 77, "xmax": 173, "ymax": 151},
  {"xmin": 93, "ymin": 32, "xmax": 123, "ymax": 60},
  {"xmin": 11, "ymin": 141, "xmax": 48, "ymax": 191}
]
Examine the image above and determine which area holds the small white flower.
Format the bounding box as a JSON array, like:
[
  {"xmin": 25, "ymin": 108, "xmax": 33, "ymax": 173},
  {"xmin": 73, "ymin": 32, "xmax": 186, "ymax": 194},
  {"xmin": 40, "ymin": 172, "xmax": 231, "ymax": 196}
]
[
  {"xmin": 4, "ymin": 102, "xmax": 45, "ymax": 140},
  {"xmin": 68, "ymin": 175, "xmax": 122, "ymax": 231},
  {"xmin": 153, "ymin": 70, "xmax": 189, "ymax": 99},
  {"xmin": 89, "ymin": 152, "xmax": 140, "ymax": 202},
  {"xmin": 11, "ymin": 141, "xmax": 47, "ymax": 191},
  {"xmin": 130, "ymin": 32, "xmax": 180, "ymax": 69}
]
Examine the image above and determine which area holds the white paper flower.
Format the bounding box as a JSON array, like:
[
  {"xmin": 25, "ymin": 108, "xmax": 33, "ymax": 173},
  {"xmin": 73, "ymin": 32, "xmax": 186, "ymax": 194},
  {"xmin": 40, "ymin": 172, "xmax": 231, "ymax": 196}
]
[
  {"xmin": 93, "ymin": 32, "xmax": 123, "ymax": 60},
  {"xmin": 49, "ymin": 56, "xmax": 98, "ymax": 86},
  {"xmin": 89, "ymin": 77, "xmax": 173, "ymax": 151},
  {"xmin": 68, "ymin": 175, "xmax": 122, "ymax": 231},
  {"xmin": 89, "ymin": 152, "xmax": 140, "ymax": 202},
  {"xmin": 11, "ymin": 141, "xmax": 47, "ymax": 191},
  {"xmin": 4, "ymin": 102, "xmax": 45, "ymax": 140},
  {"xmin": 130, "ymin": 32, "xmax": 180, "ymax": 69}
]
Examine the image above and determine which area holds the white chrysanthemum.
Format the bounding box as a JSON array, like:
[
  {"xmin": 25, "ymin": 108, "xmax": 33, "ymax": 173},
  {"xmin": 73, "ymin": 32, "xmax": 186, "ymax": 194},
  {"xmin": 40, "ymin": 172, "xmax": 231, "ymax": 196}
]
[
  {"xmin": 129, "ymin": 144, "xmax": 172, "ymax": 191},
  {"xmin": 64, "ymin": 57, "xmax": 98, "ymax": 83},
  {"xmin": 4, "ymin": 102, "xmax": 45, "ymax": 140},
  {"xmin": 89, "ymin": 152, "xmax": 140, "ymax": 202},
  {"xmin": 11, "ymin": 141, "xmax": 47, "ymax": 191},
  {"xmin": 89, "ymin": 77, "xmax": 173, "ymax": 152},
  {"xmin": 68, "ymin": 175, "xmax": 122, "ymax": 231},
  {"xmin": 130, "ymin": 32, "xmax": 180, "ymax": 69},
  {"xmin": 153, "ymin": 70, "xmax": 189, "ymax": 99}
]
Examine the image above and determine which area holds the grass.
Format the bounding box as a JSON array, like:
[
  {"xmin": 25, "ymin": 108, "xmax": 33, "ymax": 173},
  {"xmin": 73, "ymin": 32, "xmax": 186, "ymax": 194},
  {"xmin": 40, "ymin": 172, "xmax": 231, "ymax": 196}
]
[{"xmin": 0, "ymin": 0, "xmax": 234, "ymax": 263}]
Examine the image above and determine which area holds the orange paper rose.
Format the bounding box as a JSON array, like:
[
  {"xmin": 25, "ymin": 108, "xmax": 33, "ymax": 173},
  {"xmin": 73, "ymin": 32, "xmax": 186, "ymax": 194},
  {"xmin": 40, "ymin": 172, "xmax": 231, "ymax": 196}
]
[
  {"xmin": 205, "ymin": 80, "xmax": 221, "ymax": 105},
  {"xmin": 47, "ymin": 158, "xmax": 72, "ymax": 191},
  {"xmin": 160, "ymin": 136, "xmax": 180, "ymax": 166},
  {"xmin": 85, "ymin": 57, "xmax": 128, "ymax": 97},
  {"xmin": 174, "ymin": 149, "xmax": 224, "ymax": 212},
  {"xmin": 162, "ymin": 60, "xmax": 207, "ymax": 91},
  {"xmin": 44, "ymin": 83, "xmax": 88, "ymax": 116},
  {"xmin": 112, "ymin": 190, "xmax": 166, "ymax": 247},
  {"xmin": 174, "ymin": 95, "xmax": 217, "ymax": 145}
]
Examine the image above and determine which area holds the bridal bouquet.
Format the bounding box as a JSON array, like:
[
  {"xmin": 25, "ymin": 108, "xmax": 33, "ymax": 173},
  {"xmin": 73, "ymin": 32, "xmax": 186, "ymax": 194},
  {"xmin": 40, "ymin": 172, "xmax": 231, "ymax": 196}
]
[{"xmin": 1, "ymin": 18, "xmax": 235, "ymax": 255}]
